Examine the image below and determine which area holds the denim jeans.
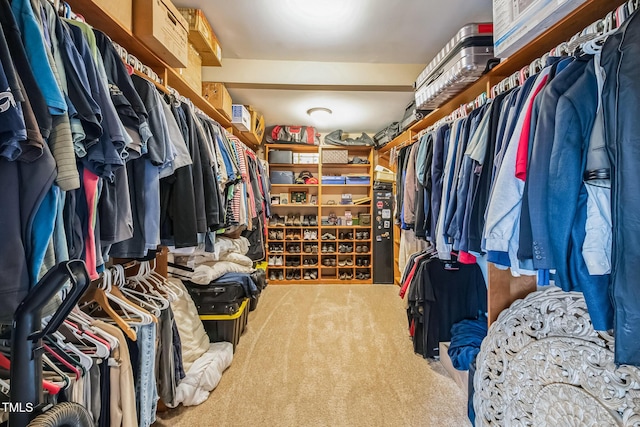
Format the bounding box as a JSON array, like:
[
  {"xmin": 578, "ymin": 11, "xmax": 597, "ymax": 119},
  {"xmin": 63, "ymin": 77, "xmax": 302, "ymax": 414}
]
[{"xmin": 136, "ymin": 323, "xmax": 158, "ymax": 427}]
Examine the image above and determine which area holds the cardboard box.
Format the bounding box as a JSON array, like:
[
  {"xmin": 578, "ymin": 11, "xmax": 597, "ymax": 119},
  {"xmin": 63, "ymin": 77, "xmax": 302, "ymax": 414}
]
[
  {"xmin": 493, "ymin": 0, "xmax": 586, "ymax": 58},
  {"xmin": 90, "ymin": 0, "xmax": 132, "ymax": 31},
  {"xmin": 202, "ymin": 83, "xmax": 233, "ymax": 120},
  {"xmin": 133, "ymin": 0, "xmax": 189, "ymax": 67},
  {"xmin": 244, "ymin": 110, "xmax": 266, "ymax": 144},
  {"xmin": 231, "ymin": 104, "xmax": 251, "ymax": 132},
  {"xmin": 176, "ymin": 43, "xmax": 202, "ymax": 94},
  {"xmin": 178, "ymin": 8, "xmax": 222, "ymax": 66}
]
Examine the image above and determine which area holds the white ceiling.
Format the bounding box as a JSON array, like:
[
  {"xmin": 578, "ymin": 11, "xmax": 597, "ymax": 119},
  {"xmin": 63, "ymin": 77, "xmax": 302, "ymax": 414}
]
[{"xmin": 173, "ymin": 0, "xmax": 494, "ymax": 134}]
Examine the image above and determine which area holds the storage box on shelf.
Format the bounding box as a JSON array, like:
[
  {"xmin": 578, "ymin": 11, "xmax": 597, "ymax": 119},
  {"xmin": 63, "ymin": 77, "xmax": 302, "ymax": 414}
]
[
  {"xmin": 176, "ymin": 43, "xmax": 202, "ymax": 94},
  {"xmin": 88, "ymin": 0, "xmax": 132, "ymax": 31},
  {"xmin": 231, "ymin": 104, "xmax": 251, "ymax": 132},
  {"xmin": 243, "ymin": 106, "xmax": 266, "ymax": 145},
  {"xmin": 178, "ymin": 8, "xmax": 222, "ymax": 66},
  {"xmin": 202, "ymin": 83, "xmax": 233, "ymax": 120},
  {"xmin": 133, "ymin": 0, "xmax": 189, "ymax": 68}
]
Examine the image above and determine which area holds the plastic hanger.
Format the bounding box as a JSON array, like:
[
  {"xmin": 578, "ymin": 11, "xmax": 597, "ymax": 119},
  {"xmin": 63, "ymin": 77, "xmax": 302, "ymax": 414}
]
[
  {"xmin": 60, "ymin": 320, "xmax": 111, "ymax": 359},
  {"xmin": 43, "ymin": 343, "xmax": 81, "ymax": 380},
  {"xmin": 114, "ymin": 264, "xmax": 167, "ymax": 315},
  {"xmin": 41, "ymin": 354, "xmax": 70, "ymax": 392},
  {"xmin": 101, "ymin": 268, "xmax": 157, "ymax": 324},
  {"xmin": 45, "ymin": 331, "xmax": 93, "ymax": 373},
  {"xmin": 79, "ymin": 270, "xmax": 143, "ymax": 340},
  {"xmin": 0, "ymin": 353, "xmax": 63, "ymax": 394}
]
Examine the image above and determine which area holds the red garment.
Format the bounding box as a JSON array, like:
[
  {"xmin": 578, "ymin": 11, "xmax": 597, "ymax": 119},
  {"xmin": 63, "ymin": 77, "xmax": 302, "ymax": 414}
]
[
  {"xmin": 458, "ymin": 251, "xmax": 477, "ymax": 264},
  {"xmin": 83, "ymin": 169, "xmax": 99, "ymax": 280},
  {"xmin": 515, "ymin": 74, "xmax": 549, "ymax": 181},
  {"xmin": 399, "ymin": 254, "xmax": 428, "ymax": 299}
]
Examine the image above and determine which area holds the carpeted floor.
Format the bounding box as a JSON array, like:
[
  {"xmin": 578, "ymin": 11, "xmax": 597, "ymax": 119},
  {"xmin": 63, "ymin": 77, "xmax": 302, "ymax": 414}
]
[{"xmin": 155, "ymin": 285, "xmax": 471, "ymax": 427}]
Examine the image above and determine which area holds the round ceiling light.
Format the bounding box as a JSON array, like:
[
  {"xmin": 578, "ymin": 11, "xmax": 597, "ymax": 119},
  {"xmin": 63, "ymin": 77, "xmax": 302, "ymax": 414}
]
[{"xmin": 307, "ymin": 107, "xmax": 332, "ymax": 119}]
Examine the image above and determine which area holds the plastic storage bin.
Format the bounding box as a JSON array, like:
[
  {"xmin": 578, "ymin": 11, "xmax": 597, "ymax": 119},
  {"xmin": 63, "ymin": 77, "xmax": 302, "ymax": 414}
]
[
  {"xmin": 345, "ymin": 176, "xmax": 371, "ymax": 185},
  {"xmin": 200, "ymin": 299, "xmax": 249, "ymax": 352},
  {"xmin": 270, "ymin": 171, "xmax": 295, "ymax": 184},
  {"xmin": 322, "ymin": 176, "xmax": 346, "ymax": 185},
  {"xmin": 268, "ymin": 150, "xmax": 293, "ymax": 164}
]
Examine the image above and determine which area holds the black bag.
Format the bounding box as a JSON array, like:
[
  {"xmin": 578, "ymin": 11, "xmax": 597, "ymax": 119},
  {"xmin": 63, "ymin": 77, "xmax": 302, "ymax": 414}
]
[
  {"xmin": 400, "ymin": 101, "xmax": 430, "ymax": 131},
  {"xmin": 242, "ymin": 216, "xmax": 266, "ymax": 261},
  {"xmin": 184, "ymin": 281, "xmax": 247, "ymax": 315},
  {"xmin": 374, "ymin": 122, "xmax": 400, "ymax": 148}
]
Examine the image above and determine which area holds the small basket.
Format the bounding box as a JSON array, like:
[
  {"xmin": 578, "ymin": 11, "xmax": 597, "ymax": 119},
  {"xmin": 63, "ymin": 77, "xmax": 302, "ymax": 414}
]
[{"xmin": 359, "ymin": 213, "xmax": 371, "ymax": 225}]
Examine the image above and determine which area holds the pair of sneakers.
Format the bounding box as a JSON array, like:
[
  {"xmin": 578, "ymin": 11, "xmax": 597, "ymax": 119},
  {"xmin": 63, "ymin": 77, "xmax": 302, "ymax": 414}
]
[
  {"xmin": 269, "ymin": 270, "xmax": 285, "ymax": 281},
  {"xmin": 269, "ymin": 230, "xmax": 285, "ymax": 240},
  {"xmin": 338, "ymin": 258, "xmax": 354, "ymax": 267},
  {"xmin": 304, "ymin": 244, "xmax": 319, "ymax": 253},
  {"xmin": 321, "ymin": 232, "xmax": 336, "ymax": 240},
  {"xmin": 303, "ymin": 230, "xmax": 318, "ymax": 240},
  {"xmin": 355, "ymin": 245, "xmax": 369, "ymax": 253},
  {"xmin": 303, "ymin": 270, "xmax": 318, "ymax": 280},
  {"xmin": 268, "ymin": 256, "xmax": 284, "ymax": 266},
  {"xmin": 269, "ymin": 244, "xmax": 284, "ymax": 253},
  {"xmin": 339, "ymin": 271, "xmax": 354, "ymax": 280},
  {"xmin": 321, "ymin": 244, "xmax": 336, "ymax": 253}
]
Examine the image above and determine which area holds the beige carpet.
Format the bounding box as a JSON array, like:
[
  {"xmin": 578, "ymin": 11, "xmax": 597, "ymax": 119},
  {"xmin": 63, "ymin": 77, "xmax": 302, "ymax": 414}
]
[{"xmin": 155, "ymin": 285, "xmax": 471, "ymax": 427}]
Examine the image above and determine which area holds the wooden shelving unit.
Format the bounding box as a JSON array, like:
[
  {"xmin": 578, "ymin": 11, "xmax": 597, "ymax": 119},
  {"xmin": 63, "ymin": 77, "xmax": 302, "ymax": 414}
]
[
  {"xmin": 65, "ymin": 0, "xmax": 259, "ymax": 150},
  {"xmin": 266, "ymin": 144, "xmax": 374, "ymax": 284},
  {"xmin": 376, "ymin": 0, "xmax": 627, "ymax": 322}
]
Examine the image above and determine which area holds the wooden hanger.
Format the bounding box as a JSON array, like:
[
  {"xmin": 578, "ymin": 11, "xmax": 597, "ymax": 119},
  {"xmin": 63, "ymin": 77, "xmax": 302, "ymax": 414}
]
[{"xmin": 80, "ymin": 278, "xmax": 138, "ymax": 341}]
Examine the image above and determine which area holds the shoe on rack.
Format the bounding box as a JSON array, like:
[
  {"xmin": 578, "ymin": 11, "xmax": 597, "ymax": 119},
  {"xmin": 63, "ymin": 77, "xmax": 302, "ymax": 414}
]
[
  {"xmin": 269, "ymin": 216, "xmax": 277, "ymax": 227},
  {"xmin": 347, "ymin": 232, "xmax": 354, "ymax": 240},
  {"xmin": 303, "ymin": 258, "xmax": 309, "ymax": 266},
  {"xmin": 328, "ymin": 245, "xmax": 335, "ymax": 253},
  {"xmin": 356, "ymin": 232, "xmax": 363, "ymax": 240},
  {"xmin": 268, "ymin": 256, "xmax": 275, "ymax": 266},
  {"xmin": 286, "ymin": 270, "xmax": 294, "ymax": 280},
  {"xmin": 339, "ymin": 232, "xmax": 346, "ymax": 240},
  {"xmin": 304, "ymin": 271, "xmax": 311, "ymax": 280},
  {"xmin": 311, "ymin": 231, "xmax": 318, "ymax": 240},
  {"xmin": 363, "ymin": 258, "xmax": 369, "ymax": 266},
  {"xmin": 277, "ymin": 271, "xmax": 284, "ymax": 280},
  {"xmin": 331, "ymin": 259, "xmax": 337, "ymax": 266},
  {"xmin": 338, "ymin": 259, "xmax": 346, "ymax": 267},
  {"xmin": 277, "ymin": 230, "xmax": 284, "ymax": 240},
  {"xmin": 363, "ymin": 231, "xmax": 370, "ymax": 240},
  {"xmin": 304, "ymin": 230, "xmax": 311, "ymax": 240},
  {"xmin": 356, "ymin": 245, "xmax": 362, "ymax": 253},
  {"xmin": 312, "ymin": 244, "xmax": 318, "ymax": 253},
  {"xmin": 276, "ymin": 256, "xmax": 284, "ymax": 266},
  {"xmin": 302, "ymin": 215, "xmax": 310, "ymax": 226},
  {"xmin": 309, "ymin": 271, "xmax": 318, "ymax": 280},
  {"xmin": 269, "ymin": 271, "xmax": 276, "ymax": 281},
  {"xmin": 305, "ymin": 245, "xmax": 312, "ymax": 253},
  {"xmin": 346, "ymin": 258, "xmax": 353, "ymax": 266},
  {"xmin": 356, "ymin": 258, "xmax": 362, "ymax": 267},
  {"xmin": 362, "ymin": 245, "xmax": 369, "ymax": 253},
  {"xmin": 309, "ymin": 215, "xmax": 318, "ymax": 226},
  {"xmin": 269, "ymin": 230, "xmax": 277, "ymax": 240},
  {"xmin": 294, "ymin": 271, "xmax": 301, "ymax": 280},
  {"xmin": 321, "ymin": 244, "xmax": 328, "ymax": 253},
  {"xmin": 293, "ymin": 215, "xmax": 302, "ymax": 226}
]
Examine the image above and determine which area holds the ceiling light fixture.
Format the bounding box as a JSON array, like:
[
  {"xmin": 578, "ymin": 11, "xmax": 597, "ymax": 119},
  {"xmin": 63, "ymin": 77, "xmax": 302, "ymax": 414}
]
[{"xmin": 307, "ymin": 107, "xmax": 332, "ymax": 119}]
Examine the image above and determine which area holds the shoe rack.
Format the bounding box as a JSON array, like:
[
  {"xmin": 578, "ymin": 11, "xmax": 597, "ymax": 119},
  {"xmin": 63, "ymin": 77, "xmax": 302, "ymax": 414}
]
[{"xmin": 266, "ymin": 144, "xmax": 373, "ymax": 284}]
